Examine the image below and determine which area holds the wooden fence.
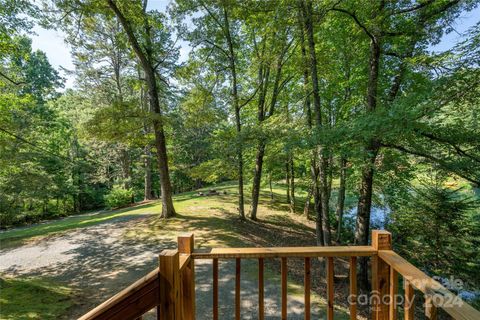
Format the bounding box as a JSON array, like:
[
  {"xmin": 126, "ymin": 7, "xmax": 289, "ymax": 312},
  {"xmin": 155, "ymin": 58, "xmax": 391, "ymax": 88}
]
[{"xmin": 79, "ymin": 230, "xmax": 480, "ymax": 320}]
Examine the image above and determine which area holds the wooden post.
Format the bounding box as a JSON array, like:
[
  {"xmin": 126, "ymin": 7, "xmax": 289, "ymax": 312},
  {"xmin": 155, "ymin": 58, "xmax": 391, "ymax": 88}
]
[
  {"xmin": 327, "ymin": 257, "xmax": 334, "ymax": 320},
  {"xmin": 404, "ymin": 280, "xmax": 414, "ymax": 320},
  {"xmin": 349, "ymin": 256, "xmax": 357, "ymax": 320},
  {"xmin": 178, "ymin": 234, "xmax": 195, "ymax": 320},
  {"xmin": 304, "ymin": 257, "xmax": 311, "ymax": 320},
  {"xmin": 281, "ymin": 257, "xmax": 287, "ymax": 320},
  {"xmin": 259, "ymin": 258, "xmax": 264, "ymax": 320},
  {"xmin": 371, "ymin": 230, "xmax": 392, "ymax": 320},
  {"xmin": 389, "ymin": 268, "xmax": 398, "ymax": 320},
  {"xmin": 425, "ymin": 296, "xmax": 437, "ymax": 320},
  {"xmin": 159, "ymin": 249, "xmax": 181, "ymax": 320},
  {"xmin": 213, "ymin": 259, "xmax": 218, "ymax": 320},
  {"xmin": 235, "ymin": 258, "xmax": 241, "ymax": 320}
]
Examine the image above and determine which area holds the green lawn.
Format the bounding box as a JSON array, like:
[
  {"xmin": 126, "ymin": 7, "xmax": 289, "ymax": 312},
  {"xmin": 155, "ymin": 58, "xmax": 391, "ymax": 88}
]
[
  {"xmin": 0, "ymin": 277, "xmax": 73, "ymax": 320},
  {"xmin": 0, "ymin": 181, "xmax": 309, "ymax": 247},
  {"xmin": 0, "ymin": 202, "xmax": 160, "ymax": 247}
]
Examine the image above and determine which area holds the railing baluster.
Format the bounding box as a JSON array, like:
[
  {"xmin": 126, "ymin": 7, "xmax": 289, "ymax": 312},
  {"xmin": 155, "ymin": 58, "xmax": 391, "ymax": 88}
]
[
  {"xmin": 404, "ymin": 279, "xmax": 414, "ymax": 320},
  {"xmin": 158, "ymin": 250, "xmax": 181, "ymax": 320},
  {"xmin": 372, "ymin": 230, "xmax": 392, "ymax": 320},
  {"xmin": 79, "ymin": 230, "xmax": 480, "ymax": 320},
  {"xmin": 235, "ymin": 258, "xmax": 241, "ymax": 320},
  {"xmin": 281, "ymin": 257, "xmax": 287, "ymax": 320},
  {"xmin": 213, "ymin": 258, "xmax": 218, "ymax": 320},
  {"xmin": 425, "ymin": 296, "xmax": 437, "ymax": 320},
  {"xmin": 178, "ymin": 234, "xmax": 195, "ymax": 320},
  {"xmin": 390, "ymin": 268, "xmax": 398, "ymax": 320},
  {"xmin": 304, "ymin": 257, "xmax": 311, "ymax": 320},
  {"xmin": 327, "ymin": 257, "xmax": 334, "ymax": 320},
  {"xmin": 349, "ymin": 256, "xmax": 357, "ymax": 320},
  {"xmin": 258, "ymin": 258, "xmax": 264, "ymax": 320}
]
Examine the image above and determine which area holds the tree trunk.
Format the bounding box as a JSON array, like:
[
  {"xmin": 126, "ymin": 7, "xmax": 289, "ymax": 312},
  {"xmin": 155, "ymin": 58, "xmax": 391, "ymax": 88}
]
[
  {"xmin": 222, "ymin": 4, "xmax": 244, "ymax": 219},
  {"xmin": 285, "ymin": 160, "xmax": 291, "ymax": 205},
  {"xmin": 311, "ymin": 158, "xmax": 324, "ymax": 246},
  {"xmin": 249, "ymin": 39, "xmax": 269, "ymax": 220},
  {"xmin": 289, "ymin": 156, "xmax": 295, "ymax": 213},
  {"xmin": 120, "ymin": 147, "xmax": 132, "ymax": 201},
  {"xmin": 315, "ymin": 186, "xmax": 324, "ymax": 246},
  {"xmin": 250, "ymin": 142, "xmax": 266, "ymax": 220},
  {"xmin": 335, "ymin": 157, "xmax": 347, "ymax": 243},
  {"xmin": 107, "ymin": 0, "xmax": 176, "ymax": 218},
  {"xmin": 269, "ymin": 172, "xmax": 274, "ymax": 200},
  {"xmin": 144, "ymin": 146, "xmax": 154, "ymax": 200},
  {"xmin": 298, "ymin": 3, "xmax": 321, "ymax": 240},
  {"xmin": 148, "ymin": 71, "xmax": 176, "ymax": 218},
  {"xmin": 303, "ymin": 184, "xmax": 313, "ymax": 218},
  {"xmin": 319, "ymin": 153, "xmax": 331, "ymax": 245},
  {"xmin": 301, "ymin": 0, "xmax": 331, "ymax": 245},
  {"xmin": 355, "ymin": 33, "xmax": 381, "ymax": 290}
]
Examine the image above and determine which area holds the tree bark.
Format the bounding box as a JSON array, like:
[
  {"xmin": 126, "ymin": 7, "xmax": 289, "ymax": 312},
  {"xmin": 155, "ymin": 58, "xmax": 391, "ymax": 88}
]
[
  {"xmin": 250, "ymin": 142, "xmax": 266, "ymax": 220},
  {"xmin": 303, "ymin": 184, "xmax": 313, "ymax": 218},
  {"xmin": 285, "ymin": 159, "xmax": 291, "ymax": 205},
  {"xmin": 298, "ymin": 2, "xmax": 323, "ymax": 245},
  {"xmin": 249, "ymin": 31, "xmax": 287, "ymax": 220},
  {"xmin": 107, "ymin": 0, "xmax": 176, "ymax": 218},
  {"xmin": 269, "ymin": 172, "xmax": 274, "ymax": 200},
  {"xmin": 289, "ymin": 156, "xmax": 295, "ymax": 213},
  {"xmin": 355, "ymin": 31, "xmax": 381, "ymax": 290},
  {"xmin": 249, "ymin": 39, "xmax": 269, "ymax": 221},
  {"xmin": 335, "ymin": 157, "xmax": 347, "ymax": 243},
  {"xmin": 120, "ymin": 147, "xmax": 131, "ymax": 190},
  {"xmin": 144, "ymin": 147, "xmax": 154, "ymax": 200},
  {"xmin": 221, "ymin": 3, "xmax": 244, "ymax": 219},
  {"xmin": 302, "ymin": 0, "xmax": 331, "ymax": 245}
]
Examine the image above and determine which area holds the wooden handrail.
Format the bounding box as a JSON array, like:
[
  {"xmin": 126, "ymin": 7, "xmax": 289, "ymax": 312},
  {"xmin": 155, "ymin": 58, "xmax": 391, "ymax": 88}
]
[
  {"xmin": 79, "ymin": 235, "xmax": 195, "ymax": 320},
  {"xmin": 78, "ymin": 268, "xmax": 159, "ymax": 320},
  {"xmin": 78, "ymin": 231, "xmax": 480, "ymax": 320},
  {"xmin": 192, "ymin": 245, "xmax": 376, "ymax": 259},
  {"xmin": 379, "ymin": 250, "xmax": 480, "ymax": 320}
]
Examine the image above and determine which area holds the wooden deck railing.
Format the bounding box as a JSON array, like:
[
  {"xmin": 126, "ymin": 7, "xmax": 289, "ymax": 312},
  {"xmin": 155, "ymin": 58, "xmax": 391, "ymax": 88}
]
[{"xmin": 79, "ymin": 230, "xmax": 480, "ymax": 320}]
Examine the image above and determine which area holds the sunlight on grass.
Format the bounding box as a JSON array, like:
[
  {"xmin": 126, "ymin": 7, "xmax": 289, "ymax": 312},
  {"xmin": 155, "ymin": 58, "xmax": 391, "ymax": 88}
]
[
  {"xmin": 0, "ymin": 180, "xmax": 310, "ymax": 248},
  {"xmin": 0, "ymin": 202, "xmax": 162, "ymax": 246},
  {"xmin": 0, "ymin": 277, "xmax": 73, "ymax": 320}
]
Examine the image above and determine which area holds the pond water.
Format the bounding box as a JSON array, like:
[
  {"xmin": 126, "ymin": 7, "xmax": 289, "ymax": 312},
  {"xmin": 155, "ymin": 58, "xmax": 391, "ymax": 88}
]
[{"xmin": 345, "ymin": 205, "xmax": 391, "ymax": 229}]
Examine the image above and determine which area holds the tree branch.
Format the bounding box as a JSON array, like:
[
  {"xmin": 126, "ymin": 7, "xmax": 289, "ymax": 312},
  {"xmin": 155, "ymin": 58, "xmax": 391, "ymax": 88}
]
[
  {"xmin": 0, "ymin": 71, "xmax": 26, "ymax": 86},
  {"xmin": 392, "ymin": 0, "xmax": 435, "ymax": 15},
  {"xmin": 382, "ymin": 142, "xmax": 480, "ymax": 185},
  {"xmin": 330, "ymin": 7, "xmax": 376, "ymax": 42}
]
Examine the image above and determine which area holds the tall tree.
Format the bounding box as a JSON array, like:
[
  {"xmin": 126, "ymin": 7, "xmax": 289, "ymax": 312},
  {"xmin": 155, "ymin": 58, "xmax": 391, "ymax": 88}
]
[
  {"xmin": 300, "ymin": 0, "xmax": 331, "ymax": 245},
  {"xmin": 331, "ymin": 0, "xmax": 473, "ymax": 288},
  {"xmin": 105, "ymin": 0, "xmax": 176, "ymax": 217},
  {"xmin": 249, "ymin": 9, "xmax": 293, "ymax": 220}
]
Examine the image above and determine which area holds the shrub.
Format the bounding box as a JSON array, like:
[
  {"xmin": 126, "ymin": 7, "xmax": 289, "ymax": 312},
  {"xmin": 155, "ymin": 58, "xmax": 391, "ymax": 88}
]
[{"xmin": 104, "ymin": 187, "xmax": 134, "ymax": 209}]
